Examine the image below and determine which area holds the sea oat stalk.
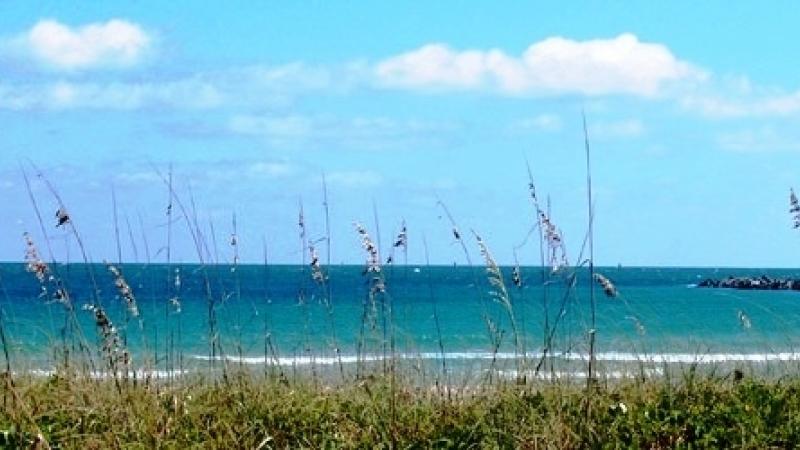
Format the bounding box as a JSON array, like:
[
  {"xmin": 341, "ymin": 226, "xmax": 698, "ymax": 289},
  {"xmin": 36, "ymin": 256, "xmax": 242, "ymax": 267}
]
[{"xmin": 474, "ymin": 231, "xmax": 524, "ymax": 372}]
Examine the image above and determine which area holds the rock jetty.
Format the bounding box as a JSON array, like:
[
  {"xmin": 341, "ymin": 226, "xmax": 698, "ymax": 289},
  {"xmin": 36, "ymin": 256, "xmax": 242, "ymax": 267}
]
[{"xmin": 697, "ymin": 275, "xmax": 800, "ymax": 290}]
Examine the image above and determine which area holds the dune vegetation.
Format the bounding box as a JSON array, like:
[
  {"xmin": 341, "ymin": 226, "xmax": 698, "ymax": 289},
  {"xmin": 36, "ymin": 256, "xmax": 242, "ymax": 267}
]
[
  {"xmin": 2, "ymin": 135, "xmax": 799, "ymax": 448},
  {"xmin": 3, "ymin": 372, "xmax": 800, "ymax": 448}
]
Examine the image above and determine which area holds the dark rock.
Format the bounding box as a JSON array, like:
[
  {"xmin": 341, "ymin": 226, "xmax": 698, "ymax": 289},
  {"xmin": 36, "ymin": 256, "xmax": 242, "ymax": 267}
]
[{"xmin": 697, "ymin": 275, "xmax": 800, "ymax": 291}]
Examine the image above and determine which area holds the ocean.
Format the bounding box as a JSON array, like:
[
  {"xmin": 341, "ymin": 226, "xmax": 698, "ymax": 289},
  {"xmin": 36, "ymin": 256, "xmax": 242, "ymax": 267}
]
[{"xmin": 3, "ymin": 263, "xmax": 800, "ymax": 379}]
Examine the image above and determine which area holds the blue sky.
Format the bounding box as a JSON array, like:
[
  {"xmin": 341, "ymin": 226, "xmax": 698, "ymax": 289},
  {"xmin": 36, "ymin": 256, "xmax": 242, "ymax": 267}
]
[{"xmin": 2, "ymin": 1, "xmax": 800, "ymax": 267}]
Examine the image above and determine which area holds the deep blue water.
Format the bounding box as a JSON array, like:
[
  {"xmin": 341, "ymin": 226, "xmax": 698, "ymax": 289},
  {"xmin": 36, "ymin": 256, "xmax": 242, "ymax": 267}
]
[{"xmin": 3, "ymin": 263, "xmax": 800, "ymax": 374}]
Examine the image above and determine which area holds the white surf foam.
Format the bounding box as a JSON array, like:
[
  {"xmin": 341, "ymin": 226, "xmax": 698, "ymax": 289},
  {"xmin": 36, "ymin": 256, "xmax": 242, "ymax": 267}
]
[
  {"xmin": 22, "ymin": 369, "xmax": 189, "ymax": 379},
  {"xmin": 190, "ymin": 350, "xmax": 800, "ymax": 366}
]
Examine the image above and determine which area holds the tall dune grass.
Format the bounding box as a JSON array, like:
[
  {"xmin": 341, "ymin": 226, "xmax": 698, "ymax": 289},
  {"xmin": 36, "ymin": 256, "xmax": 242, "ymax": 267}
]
[{"xmin": 2, "ymin": 136, "xmax": 797, "ymax": 447}]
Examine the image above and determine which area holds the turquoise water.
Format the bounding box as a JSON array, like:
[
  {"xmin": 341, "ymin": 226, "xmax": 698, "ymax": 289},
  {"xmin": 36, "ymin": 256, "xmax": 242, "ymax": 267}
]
[{"xmin": 3, "ymin": 263, "xmax": 800, "ymax": 376}]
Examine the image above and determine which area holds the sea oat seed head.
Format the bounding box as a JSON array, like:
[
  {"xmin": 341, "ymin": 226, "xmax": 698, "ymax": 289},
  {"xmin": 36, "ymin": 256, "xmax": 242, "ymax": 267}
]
[
  {"xmin": 107, "ymin": 262, "xmax": 139, "ymax": 317},
  {"xmin": 594, "ymin": 273, "xmax": 618, "ymax": 298}
]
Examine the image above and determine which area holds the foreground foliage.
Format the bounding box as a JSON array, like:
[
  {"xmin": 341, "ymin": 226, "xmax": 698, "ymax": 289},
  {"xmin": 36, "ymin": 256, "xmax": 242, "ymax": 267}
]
[{"xmin": 2, "ymin": 372, "xmax": 800, "ymax": 448}]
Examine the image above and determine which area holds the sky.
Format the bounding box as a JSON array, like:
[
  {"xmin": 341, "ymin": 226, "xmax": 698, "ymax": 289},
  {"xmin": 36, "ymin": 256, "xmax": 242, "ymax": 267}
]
[{"xmin": 2, "ymin": 1, "xmax": 800, "ymax": 267}]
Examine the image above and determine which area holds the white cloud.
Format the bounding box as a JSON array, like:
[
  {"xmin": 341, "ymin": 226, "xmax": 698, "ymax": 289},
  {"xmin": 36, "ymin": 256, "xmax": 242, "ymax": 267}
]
[
  {"xmin": 509, "ymin": 114, "xmax": 563, "ymax": 132},
  {"xmin": 375, "ymin": 34, "xmax": 704, "ymax": 97},
  {"xmin": 415, "ymin": 177, "xmax": 458, "ymax": 191},
  {"xmin": 228, "ymin": 114, "xmax": 459, "ymax": 149},
  {"xmin": 249, "ymin": 162, "xmax": 294, "ymax": 177},
  {"xmin": 0, "ymin": 63, "xmax": 329, "ymax": 110},
  {"xmin": 325, "ymin": 171, "xmax": 383, "ymax": 188},
  {"xmin": 680, "ymin": 95, "xmax": 748, "ymax": 118},
  {"xmin": 674, "ymin": 73, "xmax": 800, "ymax": 118},
  {"xmin": 717, "ymin": 127, "xmax": 800, "ymax": 152},
  {"xmin": 0, "ymin": 79, "xmax": 223, "ymax": 110},
  {"xmin": 11, "ymin": 19, "xmax": 150, "ymax": 70},
  {"xmin": 590, "ymin": 119, "xmax": 646, "ymax": 139},
  {"xmin": 114, "ymin": 171, "xmax": 161, "ymax": 185},
  {"xmin": 113, "ymin": 160, "xmax": 295, "ymax": 187},
  {"xmin": 194, "ymin": 160, "xmax": 296, "ymax": 183},
  {"xmin": 230, "ymin": 115, "xmax": 312, "ymax": 141},
  {"xmin": 681, "ymin": 90, "xmax": 800, "ymax": 118}
]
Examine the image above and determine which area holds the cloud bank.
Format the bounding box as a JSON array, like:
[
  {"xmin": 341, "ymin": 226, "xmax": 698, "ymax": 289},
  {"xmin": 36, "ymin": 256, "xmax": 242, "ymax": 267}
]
[{"xmin": 4, "ymin": 21, "xmax": 798, "ymax": 124}]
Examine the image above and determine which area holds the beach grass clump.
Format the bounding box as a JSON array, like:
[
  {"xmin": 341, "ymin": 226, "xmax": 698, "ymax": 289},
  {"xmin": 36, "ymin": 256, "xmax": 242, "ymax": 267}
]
[{"xmin": 3, "ymin": 373, "xmax": 800, "ymax": 448}]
